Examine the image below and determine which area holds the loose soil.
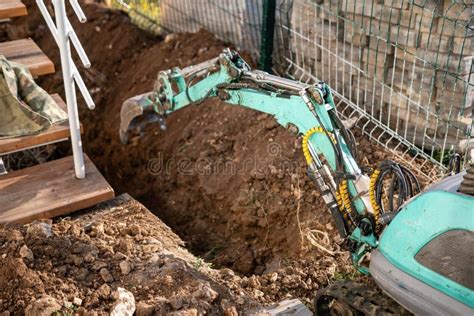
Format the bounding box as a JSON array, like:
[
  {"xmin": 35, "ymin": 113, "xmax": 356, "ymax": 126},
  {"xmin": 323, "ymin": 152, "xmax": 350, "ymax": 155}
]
[
  {"xmin": 1, "ymin": 1, "xmax": 422, "ymax": 313},
  {"xmin": 0, "ymin": 195, "xmax": 259, "ymax": 315}
]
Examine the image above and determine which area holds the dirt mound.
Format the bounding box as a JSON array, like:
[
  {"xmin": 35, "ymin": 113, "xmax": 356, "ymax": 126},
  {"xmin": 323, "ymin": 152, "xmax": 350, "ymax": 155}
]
[{"xmin": 0, "ymin": 195, "xmax": 258, "ymax": 314}]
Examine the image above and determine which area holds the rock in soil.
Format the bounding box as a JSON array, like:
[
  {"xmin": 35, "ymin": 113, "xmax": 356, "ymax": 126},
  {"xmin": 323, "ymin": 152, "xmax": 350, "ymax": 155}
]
[
  {"xmin": 24, "ymin": 296, "xmax": 61, "ymax": 316},
  {"xmin": 25, "ymin": 221, "xmax": 52, "ymax": 240},
  {"xmin": 110, "ymin": 287, "xmax": 135, "ymax": 316},
  {"xmin": 19, "ymin": 245, "xmax": 34, "ymax": 261},
  {"xmin": 119, "ymin": 260, "xmax": 132, "ymax": 275},
  {"xmin": 135, "ymin": 301, "xmax": 155, "ymax": 316},
  {"xmin": 100, "ymin": 268, "xmax": 114, "ymax": 283}
]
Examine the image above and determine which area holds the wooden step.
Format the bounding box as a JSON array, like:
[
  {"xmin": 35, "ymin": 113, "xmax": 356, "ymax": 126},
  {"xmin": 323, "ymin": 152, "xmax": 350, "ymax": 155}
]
[
  {"xmin": 0, "ymin": 94, "xmax": 82, "ymax": 155},
  {"xmin": 0, "ymin": 0, "xmax": 27, "ymax": 19},
  {"xmin": 0, "ymin": 38, "xmax": 55, "ymax": 76},
  {"xmin": 0, "ymin": 154, "xmax": 114, "ymax": 224}
]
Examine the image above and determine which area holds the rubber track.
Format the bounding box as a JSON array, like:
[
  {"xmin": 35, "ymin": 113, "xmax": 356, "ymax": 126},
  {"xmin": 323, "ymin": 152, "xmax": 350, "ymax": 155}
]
[
  {"xmin": 459, "ymin": 164, "xmax": 474, "ymax": 195},
  {"xmin": 314, "ymin": 280, "xmax": 412, "ymax": 315}
]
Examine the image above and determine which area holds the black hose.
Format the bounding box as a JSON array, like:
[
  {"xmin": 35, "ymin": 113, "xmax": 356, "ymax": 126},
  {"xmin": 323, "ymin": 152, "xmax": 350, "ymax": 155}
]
[
  {"xmin": 328, "ymin": 109, "xmax": 358, "ymax": 160},
  {"xmin": 373, "ymin": 160, "xmax": 421, "ymax": 214}
]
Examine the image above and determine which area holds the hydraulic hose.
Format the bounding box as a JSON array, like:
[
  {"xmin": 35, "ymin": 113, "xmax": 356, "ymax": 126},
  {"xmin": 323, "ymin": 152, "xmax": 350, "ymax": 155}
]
[
  {"xmin": 302, "ymin": 127, "xmax": 355, "ymax": 229},
  {"xmin": 369, "ymin": 168, "xmax": 382, "ymax": 229},
  {"xmin": 306, "ymin": 110, "xmax": 358, "ymax": 222},
  {"xmin": 302, "ymin": 126, "xmax": 335, "ymax": 165},
  {"xmin": 369, "ymin": 160, "xmax": 420, "ymax": 232},
  {"xmin": 338, "ymin": 179, "xmax": 353, "ymax": 219},
  {"xmin": 328, "ymin": 109, "xmax": 358, "ymax": 160}
]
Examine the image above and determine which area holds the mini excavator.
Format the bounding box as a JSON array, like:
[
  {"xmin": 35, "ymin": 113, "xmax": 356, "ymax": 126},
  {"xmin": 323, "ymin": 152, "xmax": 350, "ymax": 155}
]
[{"xmin": 120, "ymin": 49, "xmax": 473, "ymax": 315}]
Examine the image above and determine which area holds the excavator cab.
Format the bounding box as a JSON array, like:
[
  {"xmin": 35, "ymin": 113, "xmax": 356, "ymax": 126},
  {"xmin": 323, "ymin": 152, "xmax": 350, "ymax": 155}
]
[{"xmin": 369, "ymin": 168, "xmax": 474, "ymax": 314}]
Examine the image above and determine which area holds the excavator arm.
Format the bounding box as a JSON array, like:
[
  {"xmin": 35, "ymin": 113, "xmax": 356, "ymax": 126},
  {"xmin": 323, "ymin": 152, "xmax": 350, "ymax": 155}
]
[{"xmin": 120, "ymin": 49, "xmax": 417, "ymax": 272}]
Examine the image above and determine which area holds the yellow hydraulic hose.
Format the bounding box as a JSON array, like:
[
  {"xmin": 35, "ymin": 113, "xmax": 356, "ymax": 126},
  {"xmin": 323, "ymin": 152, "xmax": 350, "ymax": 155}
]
[
  {"xmin": 302, "ymin": 127, "xmax": 354, "ymax": 227},
  {"xmin": 369, "ymin": 169, "xmax": 382, "ymax": 230},
  {"xmin": 338, "ymin": 179, "xmax": 353, "ymax": 216},
  {"xmin": 302, "ymin": 126, "xmax": 326, "ymax": 165}
]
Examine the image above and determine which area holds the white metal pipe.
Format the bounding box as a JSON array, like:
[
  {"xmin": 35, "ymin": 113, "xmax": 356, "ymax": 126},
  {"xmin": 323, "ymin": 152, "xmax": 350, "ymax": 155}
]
[
  {"xmin": 72, "ymin": 68, "xmax": 95, "ymax": 109},
  {"xmin": 71, "ymin": 80, "xmax": 80, "ymax": 133},
  {"xmin": 36, "ymin": 0, "xmax": 59, "ymax": 42},
  {"xmin": 36, "ymin": 0, "xmax": 91, "ymax": 69},
  {"xmin": 69, "ymin": 0, "xmax": 87, "ymax": 23},
  {"xmin": 66, "ymin": 19, "xmax": 91, "ymax": 68},
  {"xmin": 54, "ymin": 0, "xmax": 86, "ymax": 179}
]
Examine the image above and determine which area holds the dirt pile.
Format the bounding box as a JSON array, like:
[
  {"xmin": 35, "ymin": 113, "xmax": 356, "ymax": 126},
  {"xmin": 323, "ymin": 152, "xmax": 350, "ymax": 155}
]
[{"xmin": 0, "ymin": 195, "xmax": 258, "ymax": 314}]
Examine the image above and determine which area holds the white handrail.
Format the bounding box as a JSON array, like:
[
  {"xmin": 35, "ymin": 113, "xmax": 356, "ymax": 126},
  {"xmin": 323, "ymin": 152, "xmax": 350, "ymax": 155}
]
[
  {"xmin": 73, "ymin": 69, "xmax": 95, "ymax": 109},
  {"xmin": 36, "ymin": 1, "xmax": 91, "ymax": 69},
  {"xmin": 36, "ymin": 0, "xmax": 94, "ymax": 179},
  {"xmin": 69, "ymin": 0, "xmax": 86, "ymax": 23},
  {"xmin": 67, "ymin": 19, "xmax": 91, "ymax": 68}
]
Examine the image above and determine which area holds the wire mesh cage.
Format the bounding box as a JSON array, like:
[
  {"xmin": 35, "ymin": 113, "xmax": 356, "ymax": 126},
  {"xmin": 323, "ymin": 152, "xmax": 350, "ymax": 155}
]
[{"xmin": 107, "ymin": 0, "xmax": 473, "ymax": 180}]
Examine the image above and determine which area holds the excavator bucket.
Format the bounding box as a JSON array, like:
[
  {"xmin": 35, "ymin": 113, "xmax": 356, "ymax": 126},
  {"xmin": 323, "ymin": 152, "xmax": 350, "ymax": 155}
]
[{"xmin": 119, "ymin": 92, "xmax": 166, "ymax": 144}]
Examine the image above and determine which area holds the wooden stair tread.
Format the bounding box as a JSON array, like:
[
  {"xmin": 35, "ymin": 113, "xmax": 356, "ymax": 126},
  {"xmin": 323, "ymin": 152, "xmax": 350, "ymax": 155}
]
[
  {"xmin": 0, "ymin": 154, "xmax": 114, "ymax": 224},
  {"xmin": 0, "ymin": 38, "xmax": 55, "ymax": 76},
  {"xmin": 0, "ymin": 94, "xmax": 81, "ymax": 155},
  {"xmin": 0, "ymin": 0, "xmax": 27, "ymax": 19}
]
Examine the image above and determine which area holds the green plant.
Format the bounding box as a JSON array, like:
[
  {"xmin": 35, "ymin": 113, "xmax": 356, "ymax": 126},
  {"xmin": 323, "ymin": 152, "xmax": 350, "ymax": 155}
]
[
  {"xmin": 332, "ymin": 270, "xmax": 361, "ymax": 282},
  {"xmin": 194, "ymin": 257, "xmax": 204, "ymax": 270}
]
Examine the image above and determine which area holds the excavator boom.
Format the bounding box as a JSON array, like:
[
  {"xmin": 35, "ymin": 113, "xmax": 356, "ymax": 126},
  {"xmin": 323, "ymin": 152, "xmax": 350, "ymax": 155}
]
[{"xmin": 119, "ymin": 49, "xmax": 422, "ymax": 272}]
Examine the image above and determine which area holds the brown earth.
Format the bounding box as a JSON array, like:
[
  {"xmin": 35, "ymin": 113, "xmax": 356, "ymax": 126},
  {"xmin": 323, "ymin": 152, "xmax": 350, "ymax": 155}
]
[
  {"xmin": 1, "ymin": 1, "xmax": 421, "ymax": 313},
  {"xmin": 0, "ymin": 195, "xmax": 260, "ymax": 315}
]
